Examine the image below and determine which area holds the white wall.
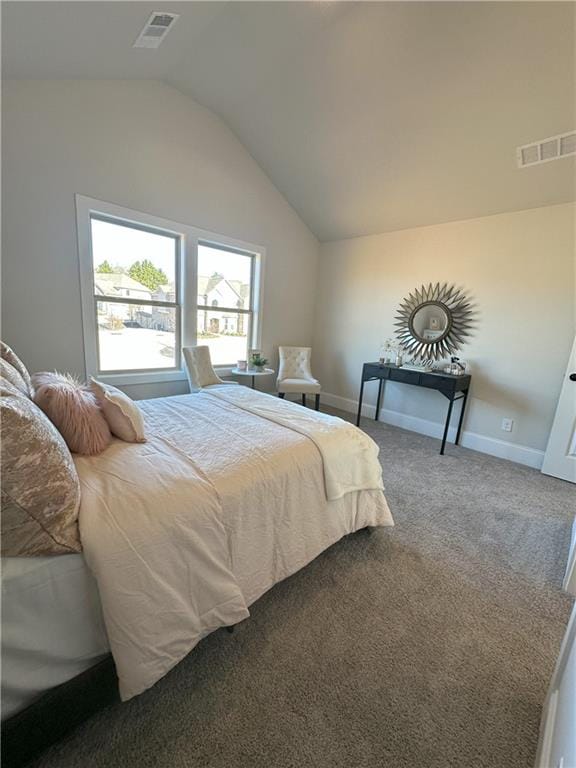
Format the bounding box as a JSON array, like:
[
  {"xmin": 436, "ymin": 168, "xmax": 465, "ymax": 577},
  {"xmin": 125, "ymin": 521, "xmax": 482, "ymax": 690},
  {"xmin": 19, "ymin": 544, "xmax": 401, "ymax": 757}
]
[
  {"xmin": 1, "ymin": 80, "xmax": 318, "ymax": 398},
  {"xmin": 314, "ymin": 204, "xmax": 575, "ymax": 464}
]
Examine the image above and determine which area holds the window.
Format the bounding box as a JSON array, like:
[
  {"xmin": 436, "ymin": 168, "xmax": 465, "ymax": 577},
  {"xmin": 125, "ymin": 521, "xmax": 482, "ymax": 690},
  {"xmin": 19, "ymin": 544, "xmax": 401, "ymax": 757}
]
[
  {"xmin": 196, "ymin": 243, "xmax": 255, "ymax": 366},
  {"xmin": 77, "ymin": 196, "xmax": 264, "ymax": 385},
  {"xmin": 91, "ymin": 217, "xmax": 180, "ymax": 374}
]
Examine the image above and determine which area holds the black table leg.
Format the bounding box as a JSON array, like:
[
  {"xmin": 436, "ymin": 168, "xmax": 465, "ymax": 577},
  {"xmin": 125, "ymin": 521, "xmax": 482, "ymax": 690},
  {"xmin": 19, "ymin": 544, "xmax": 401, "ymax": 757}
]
[
  {"xmin": 374, "ymin": 379, "xmax": 384, "ymax": 422},
  {"xmin": 356, "ymin": 378, "xmax": 365, "ymax": 426},
  {"xmin": 440, "ymin": 396, "xmax": 455, "ymax": 455},
  {"xmin": 455, "ymin": 389, "xmax": 469, "ymax": 445}
]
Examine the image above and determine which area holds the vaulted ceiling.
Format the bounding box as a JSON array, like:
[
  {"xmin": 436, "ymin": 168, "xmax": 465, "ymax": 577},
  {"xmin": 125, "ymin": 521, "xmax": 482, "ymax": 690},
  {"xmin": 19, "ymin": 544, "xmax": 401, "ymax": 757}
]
[{"xmin": 3, "ymin": 1, "xmax": 575, "ymax": 241}]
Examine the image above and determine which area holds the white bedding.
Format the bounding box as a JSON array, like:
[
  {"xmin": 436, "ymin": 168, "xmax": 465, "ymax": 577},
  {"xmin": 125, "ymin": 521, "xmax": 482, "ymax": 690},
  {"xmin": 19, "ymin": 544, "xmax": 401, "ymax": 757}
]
[
  {"xmin": 3, "ymin": 388, "xmax": 393, "ymax": 711},
  {"xmin": 1, "ymin": 554, "xmax": 109, "ymax": 719},
  {"xmin": 78, "ymin": 389, "xmax": 392, "ymax": 701},
  {"xmin": 205, "ymin": 387, "xmax": 384, "ymax": 500}
]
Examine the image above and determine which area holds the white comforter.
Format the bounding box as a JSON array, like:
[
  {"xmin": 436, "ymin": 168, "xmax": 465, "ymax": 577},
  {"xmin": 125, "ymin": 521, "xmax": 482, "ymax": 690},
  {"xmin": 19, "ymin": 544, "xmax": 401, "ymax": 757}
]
[
  {"xmin": 76, "ymin": 389, "xmax": 393, "ymax": 701},
  {"xmin": 206, "ymin": 387, "xmax": 384, "ymax": 500}
]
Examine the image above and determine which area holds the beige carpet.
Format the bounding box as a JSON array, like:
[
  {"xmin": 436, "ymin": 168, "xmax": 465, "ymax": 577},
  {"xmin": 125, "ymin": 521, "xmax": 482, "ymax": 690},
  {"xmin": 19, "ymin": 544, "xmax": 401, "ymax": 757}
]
[{"xmin": 31, "ymin": 412, "xmax": 574, "ymax": 768}]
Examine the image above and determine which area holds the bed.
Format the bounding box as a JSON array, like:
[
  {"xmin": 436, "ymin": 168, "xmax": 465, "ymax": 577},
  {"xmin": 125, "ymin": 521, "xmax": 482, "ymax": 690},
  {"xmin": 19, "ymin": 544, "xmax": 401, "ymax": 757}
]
[
  {"xmin": 1, "ymin": 554, "xmax": 109, "ymax": 719},
  {"xmin": 2, "ymin": 385, "xmax": 393, "ymax": 729}
]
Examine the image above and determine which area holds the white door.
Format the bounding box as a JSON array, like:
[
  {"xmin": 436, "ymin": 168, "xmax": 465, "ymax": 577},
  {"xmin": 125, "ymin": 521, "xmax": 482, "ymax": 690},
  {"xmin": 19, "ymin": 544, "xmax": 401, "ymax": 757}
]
[{"xmin": 542, "ymin": 336, "xmax": 576, "ymax": 483}]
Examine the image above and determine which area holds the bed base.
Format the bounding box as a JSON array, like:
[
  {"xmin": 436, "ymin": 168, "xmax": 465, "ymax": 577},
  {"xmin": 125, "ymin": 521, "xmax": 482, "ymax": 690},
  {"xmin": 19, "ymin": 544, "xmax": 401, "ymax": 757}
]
[
  {"xmin": 1, "ymin": 655, "xmax": 119, "ymax": 768},
  {"xmin": 1, "ymin": 528, "xmax": 373, "ymax": 767}
]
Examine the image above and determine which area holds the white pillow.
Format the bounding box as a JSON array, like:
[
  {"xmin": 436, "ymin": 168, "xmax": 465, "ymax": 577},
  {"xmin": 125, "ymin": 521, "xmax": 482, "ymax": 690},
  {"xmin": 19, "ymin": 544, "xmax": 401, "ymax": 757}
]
[{"xmin": 90, "ymin": 378, "xmax": 146, "ymax": 444}]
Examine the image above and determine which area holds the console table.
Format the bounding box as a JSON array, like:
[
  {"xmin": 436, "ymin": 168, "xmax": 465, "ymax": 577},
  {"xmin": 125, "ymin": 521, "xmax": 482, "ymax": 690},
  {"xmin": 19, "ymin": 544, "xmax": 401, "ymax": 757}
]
[{"xmin": 356, "ymin": 363, "xmax": 471, "ymax": 455}]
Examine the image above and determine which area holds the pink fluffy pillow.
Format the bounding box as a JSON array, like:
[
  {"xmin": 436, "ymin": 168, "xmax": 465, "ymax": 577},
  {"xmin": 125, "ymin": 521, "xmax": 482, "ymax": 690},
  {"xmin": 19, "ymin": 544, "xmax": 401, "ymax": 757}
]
[{"xmin": 32, "ymin": 372, "xmax": 111, "ymax": 456}]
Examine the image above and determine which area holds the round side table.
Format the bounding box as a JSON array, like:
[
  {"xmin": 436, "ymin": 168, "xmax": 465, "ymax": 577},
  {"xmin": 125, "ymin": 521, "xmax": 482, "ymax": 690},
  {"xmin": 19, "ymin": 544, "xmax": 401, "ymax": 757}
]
[{"xmin": 230, "ymin": 367, "xmax": 275, "ymax": 390}]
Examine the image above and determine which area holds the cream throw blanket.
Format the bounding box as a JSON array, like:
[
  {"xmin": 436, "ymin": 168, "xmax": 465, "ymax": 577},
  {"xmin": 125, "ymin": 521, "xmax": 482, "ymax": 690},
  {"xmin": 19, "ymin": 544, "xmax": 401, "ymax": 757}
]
[{"xmin": 205, "ymin": 387, "xmax": 384, "ymax": 501}]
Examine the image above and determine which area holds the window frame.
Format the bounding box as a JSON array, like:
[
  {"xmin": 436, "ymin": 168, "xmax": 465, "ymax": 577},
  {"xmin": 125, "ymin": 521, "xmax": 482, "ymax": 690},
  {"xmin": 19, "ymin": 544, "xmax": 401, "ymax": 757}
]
[
  {"xmin": 196, "ymin": 240, "xmax": 257, "ymax": 368},
  {"xmin": 76, "ymin": 195, "xmax": 265, "ymax": 386},
  {"xmin": 91, "ymin": 213, "xmax": 182, "ymax": 377}
]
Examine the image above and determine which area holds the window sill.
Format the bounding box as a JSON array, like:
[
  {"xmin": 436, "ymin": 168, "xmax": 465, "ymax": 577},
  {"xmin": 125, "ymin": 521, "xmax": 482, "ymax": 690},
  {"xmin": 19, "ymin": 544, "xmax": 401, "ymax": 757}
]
[
  {"xmin": 94, "ymin": 370, "xmax": 189, "ymax": 387},
  {"xmin": 95, "ymin": 367, "xmax": 235, "ymax": 388}
]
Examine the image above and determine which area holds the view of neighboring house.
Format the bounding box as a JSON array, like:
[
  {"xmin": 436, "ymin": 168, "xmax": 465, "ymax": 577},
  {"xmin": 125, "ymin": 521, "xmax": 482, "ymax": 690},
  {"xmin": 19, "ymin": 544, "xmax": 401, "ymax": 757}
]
[
  {"xmin": 197, "ymin": 274, "xmax": 250, "ymax": 335},
  {"xmin": 149, "ymin": 282, "xmax": 177, "ymax": 333},
  {"xmin": 95, "ymin": 272, "xmax": 172, "ymax": 331},
  {"xmin": 95, "ymin": 271, "xmax": 249, "ymax": 337},
  {"xmin": 94, "ymin": 273, "xmax": 152, "ymax": 306},
  {"xmin": 94, "ymin": 273, "xmax": 152, "ymax": 324}
]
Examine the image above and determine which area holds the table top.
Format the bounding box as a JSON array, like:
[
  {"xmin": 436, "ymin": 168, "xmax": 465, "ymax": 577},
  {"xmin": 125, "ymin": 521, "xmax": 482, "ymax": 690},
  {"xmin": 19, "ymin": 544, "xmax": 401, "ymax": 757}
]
[
  {"xmin": 365, "ymin": 362, "xmax": 469, "ymax": 379},
  {"xmin": 230, "ymin": 367, "xmax": 275, "ymax": 377}
]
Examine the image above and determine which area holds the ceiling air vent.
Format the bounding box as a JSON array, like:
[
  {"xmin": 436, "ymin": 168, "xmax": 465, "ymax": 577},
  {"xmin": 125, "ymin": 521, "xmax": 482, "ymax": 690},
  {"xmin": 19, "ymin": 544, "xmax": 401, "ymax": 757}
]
[
  {"xmin": 517, "ymin": 131, "xmax": 576, "ymax": 168},
  {"xmin": 133, "ymin": 12, "xmax": 180, "ymax": 49}
]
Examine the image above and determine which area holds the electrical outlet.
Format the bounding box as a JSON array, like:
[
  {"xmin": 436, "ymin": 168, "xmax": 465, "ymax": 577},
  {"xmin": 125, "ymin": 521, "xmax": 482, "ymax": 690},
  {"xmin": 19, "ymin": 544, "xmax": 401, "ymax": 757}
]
[{"xmin": 501, "ymin": 418, "xmax": 514, "ymax": 432}]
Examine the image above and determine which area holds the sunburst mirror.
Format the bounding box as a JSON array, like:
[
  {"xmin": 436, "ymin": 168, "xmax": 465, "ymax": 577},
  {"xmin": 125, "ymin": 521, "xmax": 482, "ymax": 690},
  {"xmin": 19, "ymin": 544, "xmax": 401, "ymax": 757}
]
[{"xmin": 394, "ymin": 283, "xmax": 474, "ymax": 361}]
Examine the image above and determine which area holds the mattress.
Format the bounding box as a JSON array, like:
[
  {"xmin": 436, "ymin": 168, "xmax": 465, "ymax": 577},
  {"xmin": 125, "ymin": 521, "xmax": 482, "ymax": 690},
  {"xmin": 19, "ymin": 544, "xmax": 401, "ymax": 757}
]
[{"xmin": 1, "ymin": 554, "xmax": 109, "ymax": 719}]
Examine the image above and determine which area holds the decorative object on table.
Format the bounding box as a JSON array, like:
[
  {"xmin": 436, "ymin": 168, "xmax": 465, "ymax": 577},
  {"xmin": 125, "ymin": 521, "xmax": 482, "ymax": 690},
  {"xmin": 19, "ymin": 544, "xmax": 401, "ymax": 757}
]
[
  {"xmin": 394, "ymin": 282, "xmax": 475, "ymax": 361},
  {"xmin": 401, "ymin": 361, "xmax": 434, "ymax": 373},
  {"xmin": 237, "ymin": 359, "xmax": 247, "ymax": 371},
  {"xmin": 395, "ymin": 350, "xmax": 403, "ymax": 367},
  {"xmin": 230, "ymin": 365, "xmax": 275, "ymax": 390},
  {"xmin": 247, "ymin": 349, "xmax": 261, "ymax": 371},
  {"xmin": 356, "ymin": 361, "xmax": 471, "ymax": 455},
  {"xmin": 250, "ymin": 353, "xmax": 269, "ymax": 373},
  {"xmin": 277, "ymin": 346, "xmax": 321, "ymax": 410},
  {"xmin": 379, "ymin": 338, "xmax": 397, "ymax": 364},
  {"xmin": 444, "ymin": 356, "xmax": 467, "ymax": 376},
  {"xmin": 183, "ymin": 345, "xmax": 239, "ymax": 391}
]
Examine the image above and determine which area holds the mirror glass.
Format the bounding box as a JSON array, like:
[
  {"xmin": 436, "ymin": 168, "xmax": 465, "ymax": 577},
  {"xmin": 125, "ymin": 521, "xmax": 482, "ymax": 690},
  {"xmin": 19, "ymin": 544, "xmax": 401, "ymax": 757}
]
[
  {"xmin": 395, "ymin": 283, "xmax": 474, "ymax": 361},
  {"xmin": 411, "ymin": 303, "xmax": 449, "ymax": 342}
]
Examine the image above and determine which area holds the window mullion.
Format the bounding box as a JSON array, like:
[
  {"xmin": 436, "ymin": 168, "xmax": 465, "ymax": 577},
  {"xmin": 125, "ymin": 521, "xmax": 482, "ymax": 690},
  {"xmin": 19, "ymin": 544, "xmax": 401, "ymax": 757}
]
[
  {"xmin": 95, "ymin": 295, "xmax": 177, "ymax": 309},
  {"xmin": 181, "ymin": 234, "xmax": 198, "ymax": 349},
  {"xmin": 196, "ymin": 305, "xmax": 252, "ymax": 315}
]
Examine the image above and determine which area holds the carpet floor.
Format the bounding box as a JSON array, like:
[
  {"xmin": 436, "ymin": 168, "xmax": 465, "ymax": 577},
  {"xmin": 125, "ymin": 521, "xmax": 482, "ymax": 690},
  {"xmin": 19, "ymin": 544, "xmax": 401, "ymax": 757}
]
[{"xmin": 31, "ymin": 412, "xmax": 575, "ymax": 768}]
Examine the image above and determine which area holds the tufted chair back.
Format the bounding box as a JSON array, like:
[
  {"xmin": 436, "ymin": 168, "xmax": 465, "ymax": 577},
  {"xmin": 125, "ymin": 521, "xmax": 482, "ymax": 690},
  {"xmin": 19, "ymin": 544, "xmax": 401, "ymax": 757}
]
[
  {"xmin": 278, "ymin": 346, "xmax": 314, "ymax": 381},
  {"xmin": 183, "ymin": 345, "xmax": 237, "ymax": 391}
]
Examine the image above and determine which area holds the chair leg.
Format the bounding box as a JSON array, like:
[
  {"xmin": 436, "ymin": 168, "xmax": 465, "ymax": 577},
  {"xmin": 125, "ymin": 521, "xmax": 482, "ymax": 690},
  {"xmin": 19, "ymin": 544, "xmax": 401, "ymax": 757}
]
[
  {"xmin": 315, "ymin": 394, "xmax": 320, "ymax": 411},
  {"xmin": 278, "ymin": 392, "xmax": 285, "ymax": 399},
  {"xmin": 302, "ymin": 394, "xmax": 306, "ymax": 407}
]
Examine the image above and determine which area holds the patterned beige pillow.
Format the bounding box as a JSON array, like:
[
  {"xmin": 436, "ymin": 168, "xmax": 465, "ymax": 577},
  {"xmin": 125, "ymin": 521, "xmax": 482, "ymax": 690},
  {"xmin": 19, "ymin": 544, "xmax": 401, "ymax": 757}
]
[
  {"xmin": 0, "ymin": 341, "xmax": 33, "ymax": 397},
  {"xmin": 1, "ymin": 378, "xmax": 82, "ymax": 556},
  {"xmin": 90, "ymin": 378, "xmax": 146, "ymax": 443},
  {"xmin": 0, "ymin": 358, "xmax": 31, "ymax": 398}
]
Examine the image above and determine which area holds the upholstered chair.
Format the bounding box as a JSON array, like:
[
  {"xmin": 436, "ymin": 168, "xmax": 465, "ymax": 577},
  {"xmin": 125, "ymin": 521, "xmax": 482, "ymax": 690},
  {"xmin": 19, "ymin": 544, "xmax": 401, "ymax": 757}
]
[
  {"xmin": 183, "ymin": 346, "xmax": 239, "ymax": 392},
  {"xmin": 277, "ymin": 346, "xmax": 321, "ymax": 410}
]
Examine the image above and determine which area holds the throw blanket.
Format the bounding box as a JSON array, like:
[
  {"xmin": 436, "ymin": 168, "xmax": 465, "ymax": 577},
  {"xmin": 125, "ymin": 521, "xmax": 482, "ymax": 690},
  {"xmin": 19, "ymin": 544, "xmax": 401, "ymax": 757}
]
[{"xmin": 205, "ymin": 387, "xmax": 384, "ymax": 500}]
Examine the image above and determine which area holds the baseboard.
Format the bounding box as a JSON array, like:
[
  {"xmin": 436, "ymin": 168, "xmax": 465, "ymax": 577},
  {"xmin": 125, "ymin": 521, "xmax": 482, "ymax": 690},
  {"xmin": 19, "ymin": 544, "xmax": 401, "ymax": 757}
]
[{"xmin": 321, "ymin": 391, "xmax": 545, "ymax": 470}]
